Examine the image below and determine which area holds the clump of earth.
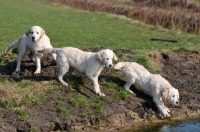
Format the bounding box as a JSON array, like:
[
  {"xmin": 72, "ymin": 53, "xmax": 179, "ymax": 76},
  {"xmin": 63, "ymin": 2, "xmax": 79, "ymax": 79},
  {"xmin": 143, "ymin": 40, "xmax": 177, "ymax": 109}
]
[{"xmin": 0, "ymin": 48, "xmax": 200, "ymax": 131}]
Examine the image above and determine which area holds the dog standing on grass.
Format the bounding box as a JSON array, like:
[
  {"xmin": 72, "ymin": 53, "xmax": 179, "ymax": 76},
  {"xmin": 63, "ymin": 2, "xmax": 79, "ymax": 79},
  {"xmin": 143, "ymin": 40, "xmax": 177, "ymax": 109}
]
[
  {"xmin": 4, "ymin": 26, "xmax": 56, "ymax": 74},
  {"xmin": 114, "ymin": 62, "xmax": 179, "ymax": 117},
  {"xmin": 38, "ymin": 47, "xmax": 117, "ymax": 96}
]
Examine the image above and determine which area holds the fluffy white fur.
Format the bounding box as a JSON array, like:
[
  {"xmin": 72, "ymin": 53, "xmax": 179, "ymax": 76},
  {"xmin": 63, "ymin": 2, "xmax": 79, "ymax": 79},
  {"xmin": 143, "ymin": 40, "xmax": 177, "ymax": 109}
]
[
  {"xmin": 114, "ymin": 62, "xmax": 179, "ymax": 117},
  {"xmin": 4, "ymin": 26, "xmax": 56, "ymax": 74},
  {"xmin": 38, "ymin": 47, "xmax": 117, "ymax": 96}
]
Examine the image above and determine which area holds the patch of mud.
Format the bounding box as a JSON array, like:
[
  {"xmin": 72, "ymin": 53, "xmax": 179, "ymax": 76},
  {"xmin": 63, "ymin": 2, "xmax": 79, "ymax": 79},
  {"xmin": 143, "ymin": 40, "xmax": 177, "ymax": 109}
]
[
  {"xmin": 160, "ymin": 53, "xmax": 200, "ymax": 111},
  {"xmin": 0, "ymin": 50, "xmax": 200, "ymax": 131},
  {"xmin": 0, "ymin": 54, "xmax": 58, "ymax": 82}
]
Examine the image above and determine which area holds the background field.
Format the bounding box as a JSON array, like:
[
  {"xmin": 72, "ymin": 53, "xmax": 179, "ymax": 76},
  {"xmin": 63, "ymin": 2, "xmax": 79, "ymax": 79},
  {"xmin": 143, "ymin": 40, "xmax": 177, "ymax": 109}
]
[
  {"xmin": 1, "ymin": 0, "xmax": 200, "ymax": 53},
  {"xmin": 45, "ymin": 0, "xmax": 200, "ymax": 35}
]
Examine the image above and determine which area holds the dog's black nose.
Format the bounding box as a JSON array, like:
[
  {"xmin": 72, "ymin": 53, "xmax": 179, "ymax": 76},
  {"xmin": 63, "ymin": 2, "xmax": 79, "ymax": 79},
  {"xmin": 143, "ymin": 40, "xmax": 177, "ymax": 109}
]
[
  {"xmin": 109, "ymin": 64, "xmax": 112, "ymax": 67},
  {"xmin": 32, "ymin": 37, "xmax": 35, "ymax": 41},
  {"xmin": 176, "ymin": 101, "xmax": 179, "ymax": 104}
]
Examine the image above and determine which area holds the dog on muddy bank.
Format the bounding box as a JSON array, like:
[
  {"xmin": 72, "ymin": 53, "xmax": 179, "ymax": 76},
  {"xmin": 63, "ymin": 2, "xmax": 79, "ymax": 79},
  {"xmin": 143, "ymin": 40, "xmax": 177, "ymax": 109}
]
[
  {"xmin": 114, "ymin": 62, "xmax": 179, "ymax": 117},
  {"xmin": 38, "ymin": 47, "xmax": 117, "ymax": 96},
  {"xmin": 4, "ymin": 26, "xmax": 56, "ymax": 74}
]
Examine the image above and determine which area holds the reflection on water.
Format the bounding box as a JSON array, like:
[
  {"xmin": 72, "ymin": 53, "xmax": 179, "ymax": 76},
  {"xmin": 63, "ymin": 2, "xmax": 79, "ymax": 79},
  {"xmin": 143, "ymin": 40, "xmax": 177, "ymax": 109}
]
[
  {"xmin": 134, "ymin": 119, "xmax": 200, "ymax": 132},
  {"xmin": 166, "ymin": 120, "xmax": 200, "ymax": 132}
]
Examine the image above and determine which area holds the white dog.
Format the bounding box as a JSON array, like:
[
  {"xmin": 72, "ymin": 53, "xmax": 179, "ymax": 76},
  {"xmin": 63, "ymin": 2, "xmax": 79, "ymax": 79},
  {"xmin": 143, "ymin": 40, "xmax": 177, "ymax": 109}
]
[
  {"xmin": 38, "ymin": 47, "xmax": 117, "ymax": 96},
  {"xmin": 114, "ymin": 62, "xmax": 179, "ymax": 117},
  {"xmin": 4, "ymin": 26, "xmax": 56, "ymax": 74}
]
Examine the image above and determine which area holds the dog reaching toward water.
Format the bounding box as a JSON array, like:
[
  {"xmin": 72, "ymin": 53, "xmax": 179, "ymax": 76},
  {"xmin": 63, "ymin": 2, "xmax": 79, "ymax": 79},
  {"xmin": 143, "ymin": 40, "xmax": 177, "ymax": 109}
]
[
  {"xmin": 114, "ymin": 62, "xmax": 179, "ymax": 117},
  {"xmin": 38, "ymin": 47, "xmax": 117, "ymax": 96}
]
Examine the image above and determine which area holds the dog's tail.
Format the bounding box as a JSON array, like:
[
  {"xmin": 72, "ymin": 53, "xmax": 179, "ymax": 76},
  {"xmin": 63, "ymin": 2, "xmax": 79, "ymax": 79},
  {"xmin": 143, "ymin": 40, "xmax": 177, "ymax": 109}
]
[
  {"xmin": 4, "ymin": 37, "xmax": 23, "ymax": 54},
  {"xmin": 37, "ymin": 48, "xmax": 61, "ymax": 54},
  {"xmin": 113, "ymin": 62, "xmax": 131, "ymax": 70}
]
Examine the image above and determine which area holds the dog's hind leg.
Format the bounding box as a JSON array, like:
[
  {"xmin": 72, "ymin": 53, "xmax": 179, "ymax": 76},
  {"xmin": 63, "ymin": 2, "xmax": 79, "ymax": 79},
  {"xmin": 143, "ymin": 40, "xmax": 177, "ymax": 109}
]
[
  {"xmin": 15, "ymin": 44, "xmax": 27, "ymax": 72},
  {"xmin": 57, "ymin": 66, "xmax": 69, "ymax": 86},
  {"xmin": 123, "ymin": 71, "xmax": 137, "ymax": 95},
  {"xmin": 124, "ymin": 82, "xmax": 136, "ymax": 95},
  {"xmin": 57, "ymin": 54, "xmax": 69, "ymax": 86}
]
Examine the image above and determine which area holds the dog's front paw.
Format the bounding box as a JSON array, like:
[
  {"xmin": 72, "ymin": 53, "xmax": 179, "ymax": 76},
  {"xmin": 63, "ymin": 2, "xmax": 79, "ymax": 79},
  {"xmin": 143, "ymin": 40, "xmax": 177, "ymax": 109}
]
[
  {"xmin": 98, "ymin": 92, "xmax": 105, "ymax": 96},
  {"xmin": 62, "ymin": 82, "xmax": 68, "ymax": 87},
  {"xmin": 34, "ymin": 70, "xmax": 41, "ymax": 74},
  {"xmin": 162, "ymin": 110, "xmax": 171, "ymax": 118},
  {"xmin": 15, "ymin": 69, "xmax": 21, "ymax": 72},
  {"xmin": 94, "ymin": 90, "xmax": 105, "ymax": 96},
  {"xmin": 165, "ymin": 107, "xmax": 171, "ymax": 113},
  {"xmin": 126, "ymin": 89, "xmax": 136, "ymax": 95}
]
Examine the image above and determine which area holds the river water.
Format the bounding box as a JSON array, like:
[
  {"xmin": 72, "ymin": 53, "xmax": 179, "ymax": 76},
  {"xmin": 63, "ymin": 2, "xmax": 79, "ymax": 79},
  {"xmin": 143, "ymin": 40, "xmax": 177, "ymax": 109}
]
[
  {"xmin": 132, "ymin": 119, "xmax": 200, "ymax": 132},
  {"xmin": 165, "ymin": 120, "xmax": 200, "ymax": 132}
]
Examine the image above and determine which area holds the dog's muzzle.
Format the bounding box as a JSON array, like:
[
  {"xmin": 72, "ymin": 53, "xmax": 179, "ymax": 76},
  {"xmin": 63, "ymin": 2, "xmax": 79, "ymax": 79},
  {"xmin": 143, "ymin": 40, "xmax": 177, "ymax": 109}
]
[
  {"xmin": 32, "ymin": 37, "xmax": 35, "ymax": 42},
  {"xmin": 105, "ymin": 63, "xmax": 113, "ymax": 68}
]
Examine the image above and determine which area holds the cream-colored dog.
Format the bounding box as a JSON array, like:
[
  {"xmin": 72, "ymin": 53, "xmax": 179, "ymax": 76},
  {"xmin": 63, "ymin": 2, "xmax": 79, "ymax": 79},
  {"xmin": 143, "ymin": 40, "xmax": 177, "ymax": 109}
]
[
  {"xmin": 38, "ymin": 47, "xmax": 117, "ymax": 96},
  {"xmin": 114, "ymin": 62, "xmax": 179, "ymax": 117},
  {"xmin": 4, "ymin": 26, "xmax": 56, "ymax": 74}
]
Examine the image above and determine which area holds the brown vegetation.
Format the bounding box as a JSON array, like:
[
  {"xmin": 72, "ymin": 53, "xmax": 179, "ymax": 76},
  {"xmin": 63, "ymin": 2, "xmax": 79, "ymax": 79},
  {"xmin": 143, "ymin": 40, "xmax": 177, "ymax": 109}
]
[{"xmin": 44, "ymin": 0, "xmax": 200, "ymax": 34}]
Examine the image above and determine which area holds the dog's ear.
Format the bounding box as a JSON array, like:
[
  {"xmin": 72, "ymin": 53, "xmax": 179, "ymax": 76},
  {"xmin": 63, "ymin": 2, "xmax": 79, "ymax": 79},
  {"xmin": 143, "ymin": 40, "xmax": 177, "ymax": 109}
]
[
  {"xmin": 39, "ymin": 28, "xmax": 45, "ymax": 40},
  {"xmin": 113, "ymin": 53, "xmax": 118, "ymax": 61},
  {"xmin": 163, "ymin": 89, "xmax": 169, "ymax": 100},
  {"xmin": 98, "ymin": 50, "xmax": 104, "ymax": 62},
  {"xmin": 25, "ymin": 29, "xmax": 30, "ymax": 37}
]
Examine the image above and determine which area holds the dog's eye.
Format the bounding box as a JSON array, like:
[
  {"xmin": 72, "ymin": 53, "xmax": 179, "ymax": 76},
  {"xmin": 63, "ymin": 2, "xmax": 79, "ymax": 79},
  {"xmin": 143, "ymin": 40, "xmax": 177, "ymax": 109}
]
[
  {"xmin": 106, "ymin": 58, "xmax": 109, "ymax": 60},
  {"xmin": 37, "ymin": 32, "xmax": 39, "ymax": 34},
  {"xmin": 172, "ymin": 95, "xmax": 175, "ymax": 97},
  {"xmin": 31, "ymin": 31, "xmax": 33, "ymax": 34}
]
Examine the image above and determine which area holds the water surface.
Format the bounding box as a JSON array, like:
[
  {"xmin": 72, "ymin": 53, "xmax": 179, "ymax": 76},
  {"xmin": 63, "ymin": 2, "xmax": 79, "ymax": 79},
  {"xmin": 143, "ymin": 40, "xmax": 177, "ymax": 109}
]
[{"xmin": 133, "ymin": 119, "xmax": 200, "ymax": 132}]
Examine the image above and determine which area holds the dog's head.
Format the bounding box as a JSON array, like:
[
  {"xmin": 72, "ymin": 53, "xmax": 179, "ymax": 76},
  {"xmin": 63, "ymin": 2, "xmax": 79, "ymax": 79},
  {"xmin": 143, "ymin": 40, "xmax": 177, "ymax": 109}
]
[
  {"xmin": 98, "ymin": 49, "xmax": 117, "ymax": 68},
  {"xmin": 25, "ymin": 26, "xmax": 45, "ymax": 43},
  {"xmin": 163, "ymin": 88, "xmax": 179, "ymax": 106}
]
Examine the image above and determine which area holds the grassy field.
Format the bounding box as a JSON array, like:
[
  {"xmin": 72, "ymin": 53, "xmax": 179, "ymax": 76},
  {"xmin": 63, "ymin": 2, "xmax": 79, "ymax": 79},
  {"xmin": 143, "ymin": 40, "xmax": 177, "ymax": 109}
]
[
  {"xmin": 45, "ymin": 0, "xmax": 200, "ymax": 35},
  {"xmin": 1, "ymin": 0, "xmax": 200, "ymax": 128},
  {"xmin": 1, "ymin": 0, "xmax": 200, "ymax": 53}
]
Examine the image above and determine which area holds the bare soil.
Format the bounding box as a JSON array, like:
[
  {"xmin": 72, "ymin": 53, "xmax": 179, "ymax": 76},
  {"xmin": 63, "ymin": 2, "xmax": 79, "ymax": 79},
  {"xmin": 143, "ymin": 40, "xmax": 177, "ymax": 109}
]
[{"xmin": 0, "ymin": 49, "xmax": 200, "ymax": 132}]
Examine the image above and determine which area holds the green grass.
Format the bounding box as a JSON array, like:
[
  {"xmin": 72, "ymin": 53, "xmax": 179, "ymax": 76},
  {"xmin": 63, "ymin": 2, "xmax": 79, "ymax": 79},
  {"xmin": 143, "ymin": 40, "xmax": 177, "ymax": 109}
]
[
  {"xmin": 101, "ymin": 81, "xmax": 120, "ymax": 90},
  {"xmin": 133, "ymin": 56, "xmax": 150, "ymax": 70},
  {"xmin": 81, "ymin": 111, "xmax": 94, "ymax": 118},
  {"xmin": 58, "ymin": 107, "xmax": 70, "ymax": 119},
  {"xmin": 0, "ymin": 112, "xmax": 3, "ymax": 118},
  {"xmin": 56, "ymin": 96, "xmax": 67, "ymax": 106},
  {"xmin": 53, "ymin": 117, "xmax": 60, "ymax": 123},
  {"xmin": 101, "ymin": 81, "xmax": 134, "ymax": 100},
  {"xmin": 16, "ymin": 109, "xmax": 29, "ymax": 121},
  {"xmin": 30, "ymin": 126, "xmax": 40, "ymax": 132},
  {"xmin": 92, "ymin": 99, "xmax": 105, "ymax": 115},
  {"xmin": 69, "ymin": 94, "xmax": 90, "ymax": 108},
  {"xmin": 1, "ymin": 0, "xmax": 200, "ymax": 54},
  {"xmin": 0, "ymin": 80, "xmax": 61, "ymax": 110},
  {"xmin": 173, "ymin": 47, "xmax": 199, "ymax": 54},
  {"xmin": 115, "ymin": 89, "xmax": 132, "ymax": 100},
  {"xmin": 68, "ymin": 94, "xmax": 106, "ymax": 116}
]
